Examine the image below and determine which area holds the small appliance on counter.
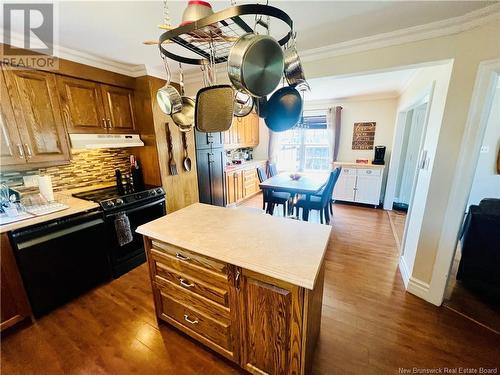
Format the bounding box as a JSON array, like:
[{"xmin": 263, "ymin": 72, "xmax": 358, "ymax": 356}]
[{"xmin": 372, "ymin": 145, "xmax": 386, "ymax": 165}]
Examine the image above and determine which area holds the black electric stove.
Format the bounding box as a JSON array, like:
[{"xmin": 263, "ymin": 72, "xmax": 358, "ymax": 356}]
[{"xmin": 73, "ymin": 185, "xmax": 166, "ymax": 278}]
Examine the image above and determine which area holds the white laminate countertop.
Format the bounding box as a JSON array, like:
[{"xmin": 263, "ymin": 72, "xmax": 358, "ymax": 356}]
[
  {"xmin": 136, "ymin": 203, "xmax": 332, "ymax": 290},
  {"xmin": 0, "ymin": 197, "xmax": 99, "ymax": 233},
  {"xmin": 333, "ymin": 161, "xmax": 385, "ymax": 169}
]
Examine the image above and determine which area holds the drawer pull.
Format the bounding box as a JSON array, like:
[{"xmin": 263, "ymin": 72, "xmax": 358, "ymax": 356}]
[
  {"xmin": 179, "ymin": 278, "xmax": 194, "ymax": 288},
  {"xmin": 176, "ymin": 252, "xmax": 190, "ymax": 261},
  {"xmin": 184, "ymin": 314, "xmax": 199, "ymax": 325}
]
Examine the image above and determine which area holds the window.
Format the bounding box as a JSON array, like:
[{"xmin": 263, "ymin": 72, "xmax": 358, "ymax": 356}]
[{"xmin": 276, "ymin": 114, "xmax": 331, "ymax": 172}]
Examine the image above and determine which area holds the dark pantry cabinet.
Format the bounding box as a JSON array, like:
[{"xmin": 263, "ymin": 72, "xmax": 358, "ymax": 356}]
[{"xmin": 195, "ymin": 130, "xmax": 225, "ymax": 207}]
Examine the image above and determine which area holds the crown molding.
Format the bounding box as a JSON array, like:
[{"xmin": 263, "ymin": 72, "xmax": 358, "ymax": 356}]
[{"xmin": 300, "ymin": 3, "xmax": 500, "ymax": 63}]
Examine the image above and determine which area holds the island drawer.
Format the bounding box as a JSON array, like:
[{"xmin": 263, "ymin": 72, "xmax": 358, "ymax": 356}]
[
  {"xmin": 154, "ymin": 276, "xmax": 230, "ymax": 322},
  {"xmin": 154, "ymin": 261, "xmax": 229, "ymax": 307},
  {"xmin": 159, "ymin": 291, "xmax": 233, "ymax": 351},
  {"xmin": 151, "ymin": 240, "xmax": 227, "ymax": 275}
]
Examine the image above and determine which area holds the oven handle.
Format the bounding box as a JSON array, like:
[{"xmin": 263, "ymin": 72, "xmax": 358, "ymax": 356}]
[
  {"xmin": 16, "ymin": 218, "xmax": 104, "ymax": 250},
  {"xmin": 105, "ymin": 198, "xmax": 165, "ymax": 218}
]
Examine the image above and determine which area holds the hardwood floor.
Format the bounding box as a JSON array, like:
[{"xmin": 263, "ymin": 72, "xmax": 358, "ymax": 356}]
[{"xmin": 2, "ymin": 198, "xmax": 499, "ymax": 374}]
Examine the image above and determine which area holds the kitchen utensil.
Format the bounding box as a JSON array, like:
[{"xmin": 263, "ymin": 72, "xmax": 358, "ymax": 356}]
[
  {"xmin": 255, "ymin": 96, "xmax": 268, "ymax": 118},
  {"xmin": 157, "ymin": 57, "xmax": 183, "ymax": 115},
  {"xmin": 195, "ymin": 85, "xmax": 234, "ymax": 132},
  {"xmin": 181, "ymin": 132, "xmax": 192, "ymax": 172},
  {"xmin": 171, "ymin": 64, "xmax": 195, "ymax": 132},
  {"xmin": 233, "ymin": 90, "xmax": 254, "ymax": 117},
  {"xmin": 264, "ymin": 86, "xmax": 303, "ymax": 132},
  {"xmin": 283, "ymin": 37, "xmax": 306, "ymax": 87},
  {"xmin": 166, "ymin": 123, "xmax": 178, "ymax": 175},
  {"xmin": 228, "ymin": 32, "xmax": 284, "ymax": 97}
]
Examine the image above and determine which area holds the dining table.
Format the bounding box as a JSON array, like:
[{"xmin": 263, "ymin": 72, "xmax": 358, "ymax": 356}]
[{"xmin": 259, "ymin": 172, "xmax": 329, "ymax": 221}]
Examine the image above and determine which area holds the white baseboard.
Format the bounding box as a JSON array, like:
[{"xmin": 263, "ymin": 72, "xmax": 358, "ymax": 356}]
[
  {"xmin": 407, "ymin": 277, "xmax": 431, "ymax": 301},
  {"xmin": 398, "ymin": 255, "xmax": 411, "ymax": 288}
]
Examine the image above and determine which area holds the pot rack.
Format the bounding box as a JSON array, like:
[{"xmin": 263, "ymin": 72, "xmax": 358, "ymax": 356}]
[{"xmin": 158, "ymin": 4, "xmax": 293, "ymax": 65}]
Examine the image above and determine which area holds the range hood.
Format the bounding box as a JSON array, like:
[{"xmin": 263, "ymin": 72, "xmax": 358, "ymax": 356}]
[{"xmin": 69, "ymin": 134, "xmax": 144, "ymax": 149}]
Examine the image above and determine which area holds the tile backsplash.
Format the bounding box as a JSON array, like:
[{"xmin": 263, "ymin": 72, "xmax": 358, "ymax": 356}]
[{"xmin": 0, "ymin": 148, "xmax": 131, "ymax": 192}]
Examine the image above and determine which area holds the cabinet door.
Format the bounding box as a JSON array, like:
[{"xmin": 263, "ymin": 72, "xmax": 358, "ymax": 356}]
[
  {"xmin": 210, "ymin": 149, "xmax": 226, "ymax": 207},
  {"xmin": 235, "ymin": 171, "xmax": 244, "ymax": 202},
  {"xmin": 223, "ymin": 129, "xmax": 232, "ymax": 148},
  {"xmin": 5, "ymin": 69, "xmax": 71, "ymax": 164},
  {"xmin": 333, "ymin": 170, "xmax": 356, "ymax": 202},
  {"xmin": 1, "ymin": 233, "xmax": 32, "ymax": 332},
  {"xmin": 100, "ymin": 85, "xmax": 136, "ymax": 133},
  {"xmin": 225, "ymin": 173, "xmax": 236, "ymax": 205},
  {"xmin": 231, "ymin": 119, "xmax": 242, "ymax": 145},
  {"xmin": 251, "ymin": 114, "xmax": 260, "ymax": 146},
  {"xmin": 239, "ymin": 271, "xmax": 303, "ymax": 375},
  {"xmin": 0, "ymin": 69, "xmax": 25, "ymax": 166},
  {"xmin": 196, "ymin": 149, "xmax": 212, "ymax": 205},
  {"xmin": 195, "ymin": 131, "xmax": 223, "ymax": 150},
  {"xmin": 355, "ymin": 175, "xmax": 382, "ymax": 205},
  {"xmin": 57, "ymin": 76, "xmax": 107, "ymax": 134}
]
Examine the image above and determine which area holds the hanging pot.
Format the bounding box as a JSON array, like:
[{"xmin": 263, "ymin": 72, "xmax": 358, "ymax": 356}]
[
  {"xmin": 156, "ymin": 58, "xmax": 182, "ymax": 115},
  {"xmin": 233, "ymin": 91, "xmax": 254, "ymax": 117},
  {"xmin": 172, "ymin": 64, "xmax": 195, "ymax": 132},
  {"xmin": 284, "ymin": 44, "xmax": 306, "ymax": 87},
  {"xmin": 227, "ymin": 33, "xmax": 284, "ymax": 97},
  {"xmin": 264, "ymin": 86, "xmax": 303, "ymax": 132}
]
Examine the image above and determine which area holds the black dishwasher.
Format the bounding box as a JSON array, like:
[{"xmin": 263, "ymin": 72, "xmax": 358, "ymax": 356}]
[{"xmin": 10, "ymin": 210, "xmax": 111, "ymax": 317}]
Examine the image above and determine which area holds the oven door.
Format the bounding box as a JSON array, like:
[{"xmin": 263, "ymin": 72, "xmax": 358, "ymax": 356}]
[{"xmin": 105, "ymin": 198, "xmax": 165, "ymax": 278}]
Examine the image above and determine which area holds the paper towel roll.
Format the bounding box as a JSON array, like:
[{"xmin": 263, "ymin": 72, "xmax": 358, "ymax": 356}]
[{"xmin": 38, "ymin": 175, "xmax": 54, "ymax": 202}]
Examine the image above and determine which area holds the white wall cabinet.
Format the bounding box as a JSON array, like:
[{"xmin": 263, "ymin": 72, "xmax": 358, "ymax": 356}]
[{"xmin": 333, "ymin": 163, "xmax": 384, "ymax": 207}]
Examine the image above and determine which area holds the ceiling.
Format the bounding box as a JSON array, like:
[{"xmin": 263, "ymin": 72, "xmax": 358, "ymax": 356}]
[
  {"xmin": 305, "ymin": 68, "xmax": 419, "ymax": 101},
  {"xmin": 5, "ymin": 1, "xmax": 495, "ymax": 75}
]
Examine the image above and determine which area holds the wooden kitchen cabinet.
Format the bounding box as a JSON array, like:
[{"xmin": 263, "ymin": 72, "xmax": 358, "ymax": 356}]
[
  {"xmin": 0, "ymin": 69, "xmax": 25, "ymax": 166},
  {"xmin": 58, "ymin": 76, "xmax": 136, "ymax": 134},
  {"xmin": 57, "ymin": 75, "xmax": 107, "ymax": 133},
  {"xmin": 2, "ymin": 67, "xmax": 71, "ymax": 166},
  {"xmin": 100, "ymin": 84, "xmax": 136, "ymax": 133},
  {"xmin": 224, "ymin": 112, "xmax": 259, "ymax": 149},
  {"xmin": 224, "ymin": 162, "xmax": 265, "ymax": 207},
  {"xmin": 1, "ymin": 233, "xmax": 32, "ymax": 332}
]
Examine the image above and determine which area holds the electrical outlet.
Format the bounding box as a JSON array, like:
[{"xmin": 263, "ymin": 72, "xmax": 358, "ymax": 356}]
[
  {"xmin": 480, "ymin": 145, "xmax": 490, "ymax": 153},
  {"xmin": 23, "ymin": 175, "xmax": 39, "ymax": 187}
]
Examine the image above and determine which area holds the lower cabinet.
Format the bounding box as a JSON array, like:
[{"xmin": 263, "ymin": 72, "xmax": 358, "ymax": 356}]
[
  {"xmin": 1, "ymin": 233, "xmax": 32, "ymax": 332},
  {"xmin": 333, "ymin": 165, "xmax": 384, "ymax": 206},
  {"xmin": 225, "ymin": 163, "xmax": 265, "ymax": 206},
  {"xmin": 145, "ymin": 238, "xmax": 324, "ymax": 375}
]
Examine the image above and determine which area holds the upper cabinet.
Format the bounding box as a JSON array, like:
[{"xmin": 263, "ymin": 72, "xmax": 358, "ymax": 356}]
[
  {"xmin": 2, "ymin": 67, "xmax": 71, "ymax": 167},
  {"xmin": 58, "ymin": 76, "xmax": 136, "ymax": 134},
  {"xmin": 100, "ymin": 84, "xmax": 136, "ymax": 133},
  {"xmin": 224, "ymin": 112, "xmax": 260, "ymax": 149}
]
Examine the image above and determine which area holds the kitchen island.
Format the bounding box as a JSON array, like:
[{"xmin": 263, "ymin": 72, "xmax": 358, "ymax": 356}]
[{"xmin": 136, "ymin": 203, "xmax": 331, "ymax": 375}]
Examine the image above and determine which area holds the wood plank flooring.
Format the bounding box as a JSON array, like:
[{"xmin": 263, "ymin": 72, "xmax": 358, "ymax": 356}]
[{"xmin": 2, "ymin": 198, "xmax": 499, "ymax": 374}]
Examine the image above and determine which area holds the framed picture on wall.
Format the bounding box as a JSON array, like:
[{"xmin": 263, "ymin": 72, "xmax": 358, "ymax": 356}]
[{"xmin": 352, "ymin": 122, "xmax": 376, "ymax": 150}]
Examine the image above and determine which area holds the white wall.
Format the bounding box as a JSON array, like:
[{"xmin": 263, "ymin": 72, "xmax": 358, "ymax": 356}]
[
  {"xmin": 305, "ymin": 96, "xmax": 398, "ymax": 198},
  {"xmin": 467, "ymin": 84, "xmax": 500, "ymax": 207}
]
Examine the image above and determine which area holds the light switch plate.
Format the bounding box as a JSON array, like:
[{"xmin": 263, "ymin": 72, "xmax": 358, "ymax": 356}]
[{"xmin": 480, "ymin": 145, "xmax": 490, "ymax": 153}]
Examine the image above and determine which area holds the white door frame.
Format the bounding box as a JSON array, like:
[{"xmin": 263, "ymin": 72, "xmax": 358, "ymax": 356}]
[
  {"xmin": 427, "ymin": 59, "xmax": 500, "ymax": 305},
  {"xmin": 383, "ymin": 84, "xmax": 434, "ymax": 211}
]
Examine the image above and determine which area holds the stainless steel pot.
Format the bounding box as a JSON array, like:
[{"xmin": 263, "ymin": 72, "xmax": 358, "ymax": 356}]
[
  {"xmin": 172, "ymin": 64, "xmax": 195, "ymax": 132},
  {"xmin": 233, "ymin": 90, "xmax": 254, "ymax": 117},
  {"xmin": 156, "ymin": 58, "xmax": 182, "ymax": 115},
  {"xmin": 284, "ymin": 44, "xmax": 306, "ymax": 87},
  {"xmin": 228, "ymin": 33, "xmax": 284, "ymax": 97}
]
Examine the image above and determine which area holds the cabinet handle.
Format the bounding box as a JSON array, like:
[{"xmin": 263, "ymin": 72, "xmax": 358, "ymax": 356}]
[
  {"xmin": 102, "ymin": 118, "xmax": 107, "ymax": 128},
  {"xmin": 107, "ymin": 119, "xmax": 112, "ymax": 128},
  {"xmin": 24, "ymin": 144, "xmax": 32, "ymax": 159},
  {"xmin": 183, "ymin": 314, "xmax": 199, "ymax": 325},
  {"xmin": 16, "ymin": 144, "xmax": 24, "ymax": 158},
  {"xmin": 175, "ymin": 252, "xmax": 190, "ymax": 261},
  {"xmin": 235, "ymin": 269, "xmax": 241, "ymax": 290},
  {"xmin": 179, "ymin": 278, "xmax": 194, "ymax": 288}
]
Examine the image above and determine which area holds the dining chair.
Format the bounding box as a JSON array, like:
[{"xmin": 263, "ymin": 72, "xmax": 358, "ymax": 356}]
[
  {"xmin": 294, "ymin": 168, "xmax": 341, "ymax": 224},
  {"xmin": 268, "ymin": 163, "xmax": 278, "ymax": 177},
  {"xmin": 257, "ymin": 166, "xmax": 290, "ymax": 216}
]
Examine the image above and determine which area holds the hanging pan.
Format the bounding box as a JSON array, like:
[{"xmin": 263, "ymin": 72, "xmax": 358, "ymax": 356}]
[
  {"xmin": 157, "ymin": 57, "xmax": 182, "ymax": 115},
  {"xmin": 233, "ymin": 90, "xmax": 254, "ymax": 118},
  {"xmin": 264, "ymin": 86, "xmax": 303, "ymax": 132},
  {"xmin": 171, "ymin": 63, "xmax": 195, "ymax": 132},
  {"xmin": 283, "ymin": 34, "xmax": 307, "ymax": 88},
  {"xmin": 195, "ymin": 46, "xmax": 234, "ymax": 133}
]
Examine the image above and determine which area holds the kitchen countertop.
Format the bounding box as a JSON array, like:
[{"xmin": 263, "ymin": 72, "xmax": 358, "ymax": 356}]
[
  {"xmin": 136, "ymin": 203, "xmax": 331, "ymax": 290},
  {"xmin": 0, "ymin": 196, "xmax": 99, "ymax": 233},
  {"xmin": 224, "ymin": 159, "xmax": 267, "ymax": 172},
  {"xmin": 333, "ymin": 161, "xmax": 385, "ymax": 168}
]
